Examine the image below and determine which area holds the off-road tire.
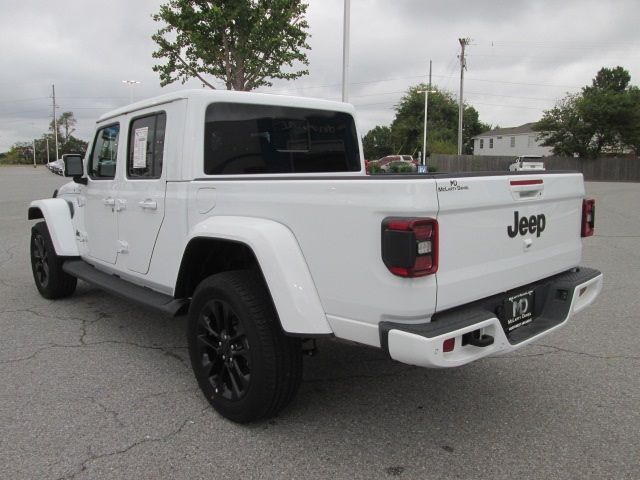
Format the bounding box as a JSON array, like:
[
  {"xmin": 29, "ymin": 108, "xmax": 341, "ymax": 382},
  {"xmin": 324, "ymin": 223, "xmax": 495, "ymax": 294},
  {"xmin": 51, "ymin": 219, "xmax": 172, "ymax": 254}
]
[
  {"xmin": 187, "ymin": 270, "xmax": 302, "ymax": 423},
  {"xmin": 30, "ymin": 221, "xmax": 77, "ymax": 299}
]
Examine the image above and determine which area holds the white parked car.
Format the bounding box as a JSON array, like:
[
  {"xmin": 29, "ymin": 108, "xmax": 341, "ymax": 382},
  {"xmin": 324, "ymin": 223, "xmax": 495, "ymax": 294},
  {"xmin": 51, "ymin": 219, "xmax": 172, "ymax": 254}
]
[
  {"xmin": 508, "ymin": 155, "xmax": 546, "ymax": 171},
  {"xmin": 46, "ymin": 160, "xmax": 64, "ymax": 175},
  {"xmin": 28, "ymin": 90, "xmax": 602, "ymax": 422}
]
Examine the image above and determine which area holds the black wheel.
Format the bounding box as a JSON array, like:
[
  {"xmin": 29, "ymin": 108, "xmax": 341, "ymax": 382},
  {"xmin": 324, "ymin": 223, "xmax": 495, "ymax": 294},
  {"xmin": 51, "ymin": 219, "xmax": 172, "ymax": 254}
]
[
  {"xmin": 30, "ymin": 221, "xmax": 77, "ymax": 299},
  {"xmin": 188, "ymin": 270, "xmax": 302, "ymax": 423}
]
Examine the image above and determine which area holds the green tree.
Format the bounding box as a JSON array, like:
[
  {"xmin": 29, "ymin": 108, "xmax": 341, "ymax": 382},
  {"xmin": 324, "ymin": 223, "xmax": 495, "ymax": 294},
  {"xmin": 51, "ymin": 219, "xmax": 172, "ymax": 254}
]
[
  {"xmin": 47, "ymin": 112, "xmax": 87, "ymax": 158},
  {"xmin": 387, "ymin": 84, "xmax": 489, "ymax": 156},
  {"xmin": 534, "ymin": 95, "xmax": 592, "ymax": 157},
  {"xmin": 362, "ymin": 125, "xmax": 393, "ymax": 159},
  {"xmin": 58, "ymin": 112, "xmax": 77, "ymax": 143},
  {"xmin": 2, "ymin": 142, "xmax": 33, "ymax": 165},
  {"xmin": 152, "ymin": 0, "xmax": 310, "ymax": 90},
  {"xmin": 535, "ymin": 66, "xmax": 640, "ymax": 157}
]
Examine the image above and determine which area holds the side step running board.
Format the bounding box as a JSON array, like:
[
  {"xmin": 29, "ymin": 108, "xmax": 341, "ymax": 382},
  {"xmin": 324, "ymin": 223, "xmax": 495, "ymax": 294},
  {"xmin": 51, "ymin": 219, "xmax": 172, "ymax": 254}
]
[{"xmin": 62, "ymin": 259, "xmax": 188, "ymax": 316}]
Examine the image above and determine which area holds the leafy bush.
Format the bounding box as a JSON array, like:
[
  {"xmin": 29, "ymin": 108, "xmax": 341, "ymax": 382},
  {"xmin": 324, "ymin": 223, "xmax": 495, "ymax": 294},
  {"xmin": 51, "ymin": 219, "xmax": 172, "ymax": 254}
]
[
  {"xmin": 367, "ymin": 161, "xmax": 383, "ymax": 174},
  {"xmin": 388, "ymin": 161, "xmax": 416, "ymax": 173}
]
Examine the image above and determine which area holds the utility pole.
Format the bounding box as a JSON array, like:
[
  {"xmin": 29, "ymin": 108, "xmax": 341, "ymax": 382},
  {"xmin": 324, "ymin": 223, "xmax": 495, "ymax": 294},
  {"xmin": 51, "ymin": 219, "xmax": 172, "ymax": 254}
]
[
  {"xmin": 46, "ymin": 138, "xmax": 50, "ymax": 164},
  {"xmin": 32, "ymin": 140, "xmax": 37, "ymax": 168},
  {"xmin": 457, "ymin": 38, "xmax": 470, "ymax": 155},
  {"xmin": 341, "ymin": 0, "xmax": 350, "ymax": 102},
  {"xmin": 51, "ymin": 84, "xmax": 59, "ymax": 161}
]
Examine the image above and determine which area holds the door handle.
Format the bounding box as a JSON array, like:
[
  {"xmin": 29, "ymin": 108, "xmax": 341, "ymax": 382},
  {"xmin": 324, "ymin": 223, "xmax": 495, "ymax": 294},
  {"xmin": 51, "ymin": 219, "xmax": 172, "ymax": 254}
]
[
  {"xmin": 102, "ymin": 197, "xmax": 115, "ymax": 206},
  {"xmin": 138, "ymin": 199, "xmax": 157, "ymax": 210}
]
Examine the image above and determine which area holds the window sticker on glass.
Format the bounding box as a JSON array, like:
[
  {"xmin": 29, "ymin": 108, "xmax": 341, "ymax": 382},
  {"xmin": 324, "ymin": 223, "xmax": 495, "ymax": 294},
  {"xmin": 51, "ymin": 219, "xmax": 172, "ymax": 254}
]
[{"xmin": 133, "ymin": 127, "xmax": 149, "ymax": 168}]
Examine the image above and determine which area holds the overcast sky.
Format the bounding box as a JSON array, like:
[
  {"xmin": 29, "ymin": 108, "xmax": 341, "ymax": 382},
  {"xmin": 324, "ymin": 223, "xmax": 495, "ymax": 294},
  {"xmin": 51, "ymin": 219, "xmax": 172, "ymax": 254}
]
[{"xmin": 1, "ymin": 0, "xmax": 639, "ymax": 153}]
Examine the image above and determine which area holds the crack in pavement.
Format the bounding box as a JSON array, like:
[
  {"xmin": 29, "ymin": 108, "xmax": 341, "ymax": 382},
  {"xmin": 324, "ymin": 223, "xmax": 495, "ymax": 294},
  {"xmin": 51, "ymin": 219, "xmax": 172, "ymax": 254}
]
[
  {"xmin": 86, "ymin": 396, "xmax": 126, "ymax": 428},
  {"xmin": 304, "ymin": 365, "xmax": 418, "ymax": 383},
  {"xmin": 535, "ymin": 343, "xmax": 640, "ymax": 360},
  {"xmin": 3, "ymin": 307, "xmax": 53, "ymax": 319},
  {"xmin": 133, "ymin": 387, "xmax": 200, "ymax": 404},
  {"xmin": 0, "ymin": 340, "xmax": 190, "ymax": 368},
  {"xmin": 56, "ymin": 408, "xmax": 210, "ymax": 480},
  {"xmin": 485, "ymin": 344, "xmax": 639, "ymax": 361}
]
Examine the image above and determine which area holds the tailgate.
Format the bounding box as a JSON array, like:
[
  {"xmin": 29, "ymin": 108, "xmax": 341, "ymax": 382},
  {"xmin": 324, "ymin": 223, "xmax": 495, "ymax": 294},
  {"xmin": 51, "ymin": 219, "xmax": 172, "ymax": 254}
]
[{"xmin": 435, "ymin": 173, "xmax": 585, "ymax": 311}]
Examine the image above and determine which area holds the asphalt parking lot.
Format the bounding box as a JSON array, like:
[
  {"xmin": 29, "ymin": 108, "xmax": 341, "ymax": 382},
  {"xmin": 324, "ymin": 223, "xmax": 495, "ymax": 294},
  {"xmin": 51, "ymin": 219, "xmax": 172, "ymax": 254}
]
[{"xmin": 1, "ymin": 166, "xmax": 638, "ymax": 479}]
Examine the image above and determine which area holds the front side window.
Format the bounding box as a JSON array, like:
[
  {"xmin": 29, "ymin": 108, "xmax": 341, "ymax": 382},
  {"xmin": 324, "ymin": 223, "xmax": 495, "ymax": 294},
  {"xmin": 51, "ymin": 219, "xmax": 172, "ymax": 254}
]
[
  {"xmin": 479, "ymin": 139, "xmax": 484, "ymax": 149},
  {"xmin": 204, "ymin": 103, "xmax": 361, "ymax": 174},
  {"xmin": 89, "ymin": 124, "xmax": 120, "ymax": 179},
  {"xmin": 510, "ymin": 136, "xmax": 516, "ymax": 148},
  {"xmin": 127, "ymin": 112, "xmax": 166, "ymax": 179},
  {"xmin": 489, "ymin": 138, "xmax": 494, "ymax": 149}
]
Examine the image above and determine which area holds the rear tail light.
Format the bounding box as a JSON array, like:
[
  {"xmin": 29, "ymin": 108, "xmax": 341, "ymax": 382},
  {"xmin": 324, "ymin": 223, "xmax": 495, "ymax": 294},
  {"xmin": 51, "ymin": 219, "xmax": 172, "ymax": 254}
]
[
  {"xmin": 381, "ymin": 217, "xmax": 438, "ymax": 277},
  {"xmin": 581, "ymin": 199, "xmax": 595, "ymax": 237}
]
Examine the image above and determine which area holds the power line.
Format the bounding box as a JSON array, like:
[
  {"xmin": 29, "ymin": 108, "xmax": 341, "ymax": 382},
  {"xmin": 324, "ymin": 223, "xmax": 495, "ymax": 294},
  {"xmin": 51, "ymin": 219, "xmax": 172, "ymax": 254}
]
[
  {"xmin": 0, "ymin": 97, "xmax": 49, "ymax": 105},
  {"xmin": 468, "ymin": 53, "xmax": 640, "ymax": 60}
]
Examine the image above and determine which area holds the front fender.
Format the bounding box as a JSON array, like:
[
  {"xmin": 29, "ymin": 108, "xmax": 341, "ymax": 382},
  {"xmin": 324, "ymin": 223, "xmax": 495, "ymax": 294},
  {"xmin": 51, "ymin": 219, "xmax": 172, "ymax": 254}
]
[
  {"xmin": 28, "ymin": 199, "xmax": 78, "ymax": 257},
  {"xmin": 187, "ymin": 216, "xmax": 332, "ymax": 336}
]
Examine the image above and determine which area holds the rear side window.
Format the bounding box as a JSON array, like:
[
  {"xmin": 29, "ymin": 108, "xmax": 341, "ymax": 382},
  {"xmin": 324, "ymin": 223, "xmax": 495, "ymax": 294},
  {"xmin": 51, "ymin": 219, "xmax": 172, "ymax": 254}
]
[
  {"xmin": 204, "ymin": 103, "xmax": 361, "ymax": 174},
  {"xmin": 127, "ymin": 112, "xmax": 166, "ymax": 179},
  {"xmin": 89, "ymin": 124, "xmax": 119, "ymax": 179}
]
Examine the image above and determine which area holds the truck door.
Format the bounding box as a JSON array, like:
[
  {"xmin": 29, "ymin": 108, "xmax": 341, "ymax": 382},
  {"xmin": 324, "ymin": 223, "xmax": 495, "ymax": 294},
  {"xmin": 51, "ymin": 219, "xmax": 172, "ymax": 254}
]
[
  {"xmin": 84, "ymin": 123, "xmax": 120, "ymax": 264},
  {"xmin": 115, "ymin": 111, "xmax": 168, "ymax": 274}
]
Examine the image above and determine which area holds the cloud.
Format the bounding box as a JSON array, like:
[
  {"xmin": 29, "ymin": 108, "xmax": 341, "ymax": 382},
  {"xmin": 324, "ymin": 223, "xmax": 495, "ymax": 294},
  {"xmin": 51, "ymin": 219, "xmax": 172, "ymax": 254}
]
[{"xmin": 1, "ymin": 0, "xmax": 639, "ymax": 152}]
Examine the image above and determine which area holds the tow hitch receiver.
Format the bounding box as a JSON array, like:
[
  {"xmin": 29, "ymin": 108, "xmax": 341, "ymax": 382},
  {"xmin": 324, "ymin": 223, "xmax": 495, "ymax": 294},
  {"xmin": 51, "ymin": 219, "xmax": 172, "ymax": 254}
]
[{"xmin": 462, "ymin": 330, "xmax": 494, "ymax": 348}]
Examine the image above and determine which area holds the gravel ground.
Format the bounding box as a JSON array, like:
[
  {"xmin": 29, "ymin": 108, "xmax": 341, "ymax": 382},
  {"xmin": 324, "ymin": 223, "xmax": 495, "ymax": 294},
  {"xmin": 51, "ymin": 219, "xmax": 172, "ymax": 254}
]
[{"xmin": 1, "ymin": 166, "xmax": 638, "ymax": 479}]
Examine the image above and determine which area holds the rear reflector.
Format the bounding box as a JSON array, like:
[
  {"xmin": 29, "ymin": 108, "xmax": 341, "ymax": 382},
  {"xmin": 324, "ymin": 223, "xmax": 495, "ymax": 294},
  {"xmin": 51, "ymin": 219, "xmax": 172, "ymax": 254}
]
[
  {"xmin": 443, "ymin": 338, "xmax": 455, "ymax": 353},
  {"xmin": 381, "ymin": 217, "xmax": 438, "ymax": 277},
  {"xmin": 581, "ymin": 199, "xmax": 595, "ymax": 237}
]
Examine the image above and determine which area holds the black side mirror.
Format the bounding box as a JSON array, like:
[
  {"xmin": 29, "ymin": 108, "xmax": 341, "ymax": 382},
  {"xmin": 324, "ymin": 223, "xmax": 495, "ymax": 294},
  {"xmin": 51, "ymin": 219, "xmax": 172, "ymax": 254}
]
[{"xmin": 63, "ymin": 155, "xmax": 87, "ymax": 185}]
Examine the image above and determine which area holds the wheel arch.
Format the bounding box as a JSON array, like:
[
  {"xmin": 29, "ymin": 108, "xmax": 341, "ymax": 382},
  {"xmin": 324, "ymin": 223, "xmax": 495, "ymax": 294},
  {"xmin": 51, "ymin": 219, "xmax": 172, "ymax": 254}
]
[
  {"xmin": 177, "ymin": 216, "xmax": 332, "ymax": 336},
  {"xmin": 28, "ymin": 199, "xmax": 78, "ymax": 257}
]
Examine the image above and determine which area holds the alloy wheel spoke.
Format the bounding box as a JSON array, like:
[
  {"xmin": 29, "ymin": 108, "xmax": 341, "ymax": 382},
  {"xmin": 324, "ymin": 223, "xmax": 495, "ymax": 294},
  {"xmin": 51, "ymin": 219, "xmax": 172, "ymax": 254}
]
[
  {"xmin": 199, "ymin": 310, "xmax": 219, "ymax": 339},
  {"xmin": 222, "ymin": 303, "xmax": 233, "ymax": 333},
  {"xmin": 232, "ymin": 359, "xmax": 249, "ymax": 389},
  {"xmin": 198, "ymin": 334, "xmax": 221, "ymax": 354},
  {"xmin": 229, "ymin": 323, "xmax": 246, "ymax": 342},
  {"xmin": 226, "ymin": 364, "xmax": 242, "ymax": 398},
  {"xmin": 213, "ymin": 301, "xmax": 225, "ymax": 333}
]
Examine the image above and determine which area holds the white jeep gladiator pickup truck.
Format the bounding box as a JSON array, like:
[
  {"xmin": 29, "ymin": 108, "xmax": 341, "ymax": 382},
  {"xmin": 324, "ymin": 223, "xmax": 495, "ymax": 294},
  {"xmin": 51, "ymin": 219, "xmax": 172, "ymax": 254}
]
[{"xmin": 28, "ymin": 90, "xmax": 602, "ymax": 423}]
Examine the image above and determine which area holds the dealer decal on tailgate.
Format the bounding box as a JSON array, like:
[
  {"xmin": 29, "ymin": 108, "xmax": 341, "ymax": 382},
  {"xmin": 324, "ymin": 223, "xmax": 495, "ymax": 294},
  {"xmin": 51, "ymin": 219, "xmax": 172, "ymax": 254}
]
[{"xmin": 501, "ymin": 289, "xmax": 535, "ymax": 333}]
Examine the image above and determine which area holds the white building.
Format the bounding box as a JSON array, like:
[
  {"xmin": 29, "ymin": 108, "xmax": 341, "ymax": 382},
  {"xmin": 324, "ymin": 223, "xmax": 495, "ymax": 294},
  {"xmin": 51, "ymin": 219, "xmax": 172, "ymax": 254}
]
[{"xmin": 472, "ymin": 123, "xmax": 553, "ymax": 157}]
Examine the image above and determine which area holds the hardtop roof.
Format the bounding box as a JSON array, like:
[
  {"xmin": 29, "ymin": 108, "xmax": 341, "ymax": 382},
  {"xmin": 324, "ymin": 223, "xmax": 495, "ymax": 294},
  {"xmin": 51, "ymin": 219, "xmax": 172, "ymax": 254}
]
[{"xmin": 96, "ymin": 89, "xmax": 356, "ymax": 123}]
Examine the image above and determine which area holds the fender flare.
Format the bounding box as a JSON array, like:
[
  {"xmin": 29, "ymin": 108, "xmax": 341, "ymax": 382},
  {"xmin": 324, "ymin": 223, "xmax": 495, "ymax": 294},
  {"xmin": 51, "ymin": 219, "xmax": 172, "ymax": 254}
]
[
  {"xmin": 28, "ymin": 199, "xmax": 79, "ymax": 257},
  {"xmin": 186, "ymin": 216, "xmax": 332, "ymax": 336}
]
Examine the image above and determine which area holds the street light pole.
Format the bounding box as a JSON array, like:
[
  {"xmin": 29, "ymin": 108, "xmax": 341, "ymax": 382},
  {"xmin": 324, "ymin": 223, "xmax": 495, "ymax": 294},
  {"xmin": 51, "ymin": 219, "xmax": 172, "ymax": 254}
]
[
  {"xmin": 341, "ymin": 0, "xmax": 350, "ymax": 102},
  {"xmin": 422, "ymin": 92, "xmax": 428, "ymax": 166},
  {"xmin": 122, "ymin": 80, "xmax": 141, "ymax": 103},
  {"xmin": 417, "ymin": 87, "xmax": 436, "ymax": 167},
  {"xmin": 52, "ymin": 84, "xmax": 59, "ymax": 162}
]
